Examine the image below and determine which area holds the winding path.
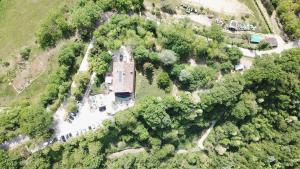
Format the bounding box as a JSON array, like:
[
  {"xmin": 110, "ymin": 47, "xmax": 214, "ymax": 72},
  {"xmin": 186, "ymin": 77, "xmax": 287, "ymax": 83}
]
[
  {"xmin": 107, "ymin": 148, "xmax": 146, "ymax": 160},
  {"xmin": 237, "ymin": 35, "xmax": 300, "ymax": 57},
  {"xmin": 197, "ymin": 120, "xmax": 217, "ymax": 150}
]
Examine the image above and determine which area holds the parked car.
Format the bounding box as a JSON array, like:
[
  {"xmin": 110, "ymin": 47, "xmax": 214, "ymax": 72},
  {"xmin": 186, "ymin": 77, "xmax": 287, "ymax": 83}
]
[
  {"xmin": 68, "ymin": 133, "xmax": 72, "ymax": 137},
  {"xmin": 43, "ymin": 142, "xmax": 49, "ymax": 146},
  {"xmin": 69, "ymin": 116, "xmax": 74, "ymax": 120},
  {"xmin": 70, "ymin": 112, "xmax": 77, "ymax": 117},
  {"xmin": 88, "ymin": 126, "xmax": 92, "ymax": 130},
  {"xmin": 99, "ymin": 106, "xmax": 106, "ymax": 112},
  {"xmin": 67, "ymin": 119, "xmax": 72, "ymax": 123},
  {"xmin": 61, "ymin": 136, "xmax": 66, "ymax": 142}
]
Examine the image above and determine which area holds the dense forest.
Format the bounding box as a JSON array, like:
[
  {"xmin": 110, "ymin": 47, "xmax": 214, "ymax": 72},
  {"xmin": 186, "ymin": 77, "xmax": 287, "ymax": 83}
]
[
  {"xmin": 262, "ymin": 0, "xmax": 300, "ymax": 39},
  {"xmin": 0, "ymin": 0, "xmax": 299, "ymax": 168},
  {"xmin": 1, "ymin": 48, "xmax": 299, "ymax": 168}
]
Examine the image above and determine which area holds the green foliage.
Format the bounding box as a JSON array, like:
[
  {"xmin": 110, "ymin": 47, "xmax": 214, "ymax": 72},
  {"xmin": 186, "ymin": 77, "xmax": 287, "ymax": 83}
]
[
  {"xmin": 72, "ymin": 72, "xmax": 90, "ymax": 101},
  {"xmin": 66, "ymin": 98, "xmax": 78, "ymax": 113},
  {"xmin": 225, "ymin": 47, "xmax": 243, "ymax": 65},
  {"xmin": 206, "ymin": 24, "xmax": 225, "ymax": 44},
  {"xmin": 156, "ymin": 71, "xmax": 171, "ymax": 91},
  {"xmin": 231, "ymin": 92, "xmax": 259, "ymax": 120},
  {"xmin": 90, "ymin": 50, "xmax": 112, "ymax": 76},
  {"xmin": 158, "ymin": 50, "xmax": 178, "ymax": 66},
  {"xmin": 258, "ymin": 41, "xmax": 270, "ymax": 50},
  {"xmin": 19, "ymin": 105, "xmax": 53, "ymax": 138},
  {"xmin": 178, "ymin": 66, "xmax": 217, "ymax": 91},
  {"xmin": 72, "ymin": 1, "xmax": 102, "ymax": 39},
  {"xmin": 0, "ymin": 107, "xmax": 21, "ymax": 143},
  {"xmin": 36, "ymin": 8, "xmax": 73, "ymax": 49},
  {"xmin": 158, "ymin": 22, "xmax": 195, "ymax": 59},
  {"xmin": 0, "ymin": 150, "xmax": 21, "ymax": 169},
  {"xmin": 161, "ymin": 1, "xmax": 176, "ymax": 14},
  {"xmin": 94, "ymin": 14, "xmax": 157, "ymax": 51},
  {"xmin": 200, "ymin": 74, "xmax": 245, "ymax": 108},
  {"xmin": 41, "ymin": 42, "xmax": 84, "ymax": 107},
  {"xmin": 261, "ymin": 0, "xmax": 275, "ymax": 15},
  {"xmin": 19, "ymin": 47, "xmax": 31, "ymax": 60},
  {"xmin": 133, "ymin": 45, "xmax": 150, "ymax": 66},
  {"xmin": 274, "ymin": 0, "xmax": 300, "ymax": 39}
]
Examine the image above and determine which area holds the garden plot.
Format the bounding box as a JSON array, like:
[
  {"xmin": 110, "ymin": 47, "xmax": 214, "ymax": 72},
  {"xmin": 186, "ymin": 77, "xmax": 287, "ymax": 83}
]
[{"xmin": 187, "ymin": 0, "xmax": 251, "ymax": 16}]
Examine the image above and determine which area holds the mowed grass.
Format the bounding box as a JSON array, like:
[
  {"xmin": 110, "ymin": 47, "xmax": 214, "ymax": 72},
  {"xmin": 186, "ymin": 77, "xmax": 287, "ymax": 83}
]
[
  {"xmin": 135, "ymin": 70, "xmax": 169, "ymax": 103},
  {"xmin": 0, "ymin": 0, "xmax": 66, "ymax": 62}
]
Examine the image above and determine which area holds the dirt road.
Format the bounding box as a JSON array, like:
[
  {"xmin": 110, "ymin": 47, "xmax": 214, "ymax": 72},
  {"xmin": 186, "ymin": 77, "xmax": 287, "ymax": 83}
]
[{"xmin": 197, "ymin": 120, "xmax": 216, "ymax": 150}]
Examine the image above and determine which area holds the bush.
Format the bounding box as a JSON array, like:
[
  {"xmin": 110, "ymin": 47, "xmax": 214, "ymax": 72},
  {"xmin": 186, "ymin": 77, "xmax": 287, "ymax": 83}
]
[
  {"xmin": 159, "ymin": 50, "xmax": 178, "ymax": 66},
  {"xmin": 261, "ymin": 0, "xmax": 275, "ymax": 15},
  {"xmin": 161, "ymin": 2, "xmax": 176, "ymax": 14},
  {"xmin": 20, "ymin": 47, "xmax": 31, "ymax": 60},
  {"xmin": 72, "ymin": 72, "xmax": 90, "ymax": 101},
  {"xmin": 258, "ymin": 41, "xmax": 270, "ymax": 50},
  {"xmin": 36, "ymin": 10, "xmax": 73, "ymax": 49},
  {"xmin": 157, "ymin": 72, "xmax": 171, "ymax": 91},
  {"xmin": 66, "ymin": 98, "xmax": 78, "ymax": 113},
  {"xmin": 143, "ymin": 62, "xmax": 154, "ymax": 81}
]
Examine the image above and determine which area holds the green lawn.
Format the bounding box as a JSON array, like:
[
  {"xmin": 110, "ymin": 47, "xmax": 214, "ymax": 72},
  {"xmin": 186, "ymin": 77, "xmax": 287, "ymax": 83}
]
[
  {"xmin": 0, "ymin": 0, "xmax": 67, "ymax": 63},
  {"xmin": 0, "ymin": 0, "xmax": 68, "ymax": 106},
  {"xmin": 0, "ymin": 40, "xmax": 78, "ymax": 107},
  {"xmin": 0, "ymin": 48, "xmax": 59, "ymax": 107},
  {"xmin": 135, "ymin": 70, "xmax": 169, "ymax": 102}
]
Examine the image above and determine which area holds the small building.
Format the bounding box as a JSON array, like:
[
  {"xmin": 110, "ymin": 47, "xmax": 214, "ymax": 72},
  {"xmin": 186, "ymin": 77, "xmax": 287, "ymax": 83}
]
[
  {"xmin": 250, "ymin": 34, "xmax": 262, "ymax": 44},
  {"xmin": 228, "ymin": 20, "xmax": 239, "ymax": 31},
  {"xmin": 112, "ymin": 46, "xmax": 135, "ymax": 98},
  {"xmin": 263, "ymin": 37, "xmax": 278, "ymax": 48}
]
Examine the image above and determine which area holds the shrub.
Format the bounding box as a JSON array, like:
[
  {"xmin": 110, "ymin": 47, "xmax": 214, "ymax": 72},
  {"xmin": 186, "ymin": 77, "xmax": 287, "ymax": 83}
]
[
  {"xmin": 159, "ymin": 50, "xmax": 178, "ymax": 66},
  {"xmin": 157, "ymin": 72, "xmax": 171, "ymax": 91},
  {"xmin": 66, "ymin": 98, "xmax": 78, "ymax": 113},
  {"xmin": 161, "ymin": 2, "xmax": 176, "ymax": 14},
  {"xmin": 258, "ymin": 41, "xmax": 270, "ymax": 50},
  {"xmin": 20, "ymin": 47, "xmax": 31, "ymax": 60}
]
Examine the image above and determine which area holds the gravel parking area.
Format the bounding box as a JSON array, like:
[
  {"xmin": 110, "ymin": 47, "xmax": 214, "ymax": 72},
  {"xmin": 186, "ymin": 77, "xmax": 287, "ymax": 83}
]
[{"xmin": 53, "ymin": 92, "xmax": 134, "ymax": 140}]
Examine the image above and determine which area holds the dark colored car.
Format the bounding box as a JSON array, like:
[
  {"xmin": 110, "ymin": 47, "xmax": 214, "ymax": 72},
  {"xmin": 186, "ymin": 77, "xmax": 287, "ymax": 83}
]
[
  {"xmin": 68, "ymin": 133, "xmax": 72, "ymax": 137},
  {"xmin": 69, "ymin": 116, "xmax": 74, "ymax": 120},
  {"xmin": 61, "ymin": 136, "xmax": 66, "ymax": 142},
  {"xmin": 50, "ymin": 137, "xmax": 58, "ymax": 144},
  {"xmin": 99, "ymin": 106, "xmax": 106, "ymax": 112},
  {"xmin": 70, "ymin": 112, "xmax": 77, "ymax": 117},
  {"xmin": 88, "ymin": 126, "xmax": 92, "ymax": 130}
]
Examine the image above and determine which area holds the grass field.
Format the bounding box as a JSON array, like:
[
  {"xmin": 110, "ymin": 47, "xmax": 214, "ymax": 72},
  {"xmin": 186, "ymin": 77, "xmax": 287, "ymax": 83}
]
[
  {"xmin": 0, "ymin": 0, "xmax": 68, "ymax": 106},
  {"xmin": 135, "ymin": 70, "xmax": 169, "ymax": 102},
  {"xmin": 239, "ymin": 0, "xmax": 270, "ymax": 33},
  {"xmin": 0, "ymin": 0, "xmax": 66, "ymax": 63},
  {"xmin": 0, "ymin": 46, "xmax": 60, "ymax": 106}
]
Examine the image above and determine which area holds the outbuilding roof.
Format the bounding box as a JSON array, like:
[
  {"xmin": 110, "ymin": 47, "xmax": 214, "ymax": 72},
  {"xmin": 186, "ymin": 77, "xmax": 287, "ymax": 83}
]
[
  {"xmin": 264, "ymin": 37, "xmax": 278, "ymax": 47},
  {"xmin": 250, "ymin": 34, "xmax": 262, "ymax": 43}
]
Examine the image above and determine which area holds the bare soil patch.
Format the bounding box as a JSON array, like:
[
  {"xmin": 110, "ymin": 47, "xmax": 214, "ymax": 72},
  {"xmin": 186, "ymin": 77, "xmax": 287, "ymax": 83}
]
[
  {"xmin": 187, "ymin": 0, "xmax": 251, "ymax": 16},
  {"xmin": 12, "ymin": 45, "xmax": 62, "ymax": 93}
]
